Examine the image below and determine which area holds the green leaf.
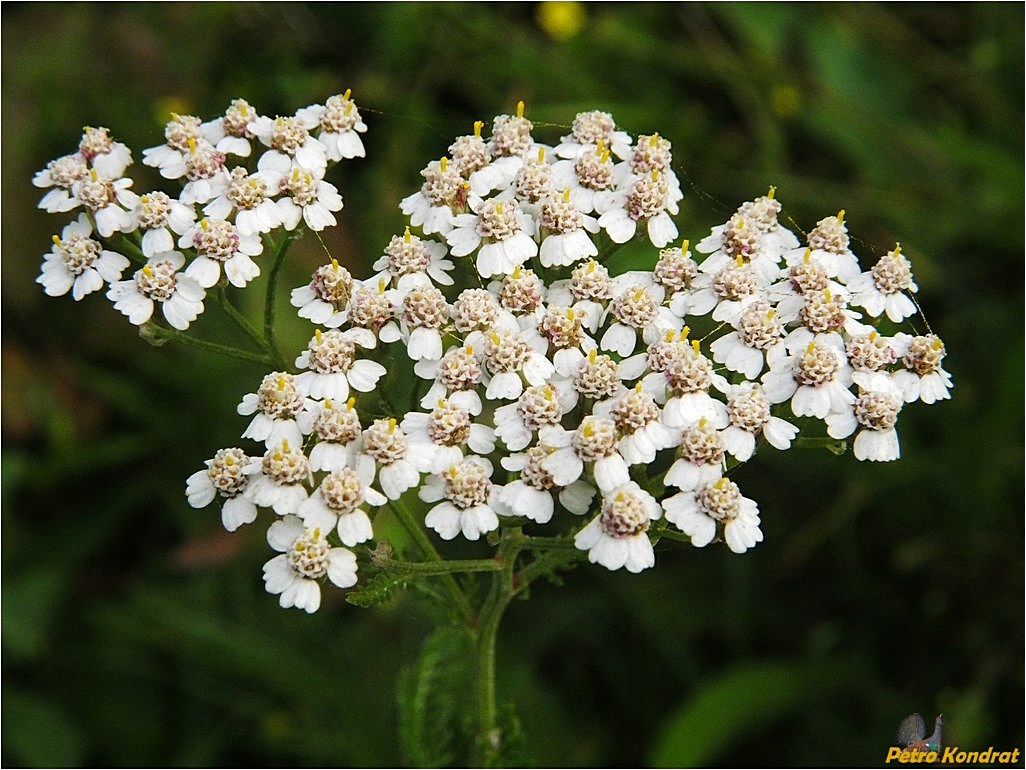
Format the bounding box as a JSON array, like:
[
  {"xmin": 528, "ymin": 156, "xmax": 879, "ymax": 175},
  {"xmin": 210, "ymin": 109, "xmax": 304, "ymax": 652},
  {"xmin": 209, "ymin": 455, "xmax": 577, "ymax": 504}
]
[
  {"xmin": 344, "ymin": 567, "xmax": 413, "ymax": 608},
  {"xmin": 397, "ymin": 624, "xmax": 474, "ymax": 768},
  {"xmin": 1, "ymin": 686, "xmax": 86, "ymax": 767},
  {"xmin": 649, "ymin": 660, "xmax": 856, "ymax": 767}
]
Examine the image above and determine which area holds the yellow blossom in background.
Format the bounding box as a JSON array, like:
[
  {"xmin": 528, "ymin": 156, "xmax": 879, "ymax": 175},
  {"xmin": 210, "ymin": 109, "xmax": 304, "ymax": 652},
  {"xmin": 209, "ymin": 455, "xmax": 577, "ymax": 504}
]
[{"xmin": 537, "ymin": 1, "xmax": 586, "ymax": 41}]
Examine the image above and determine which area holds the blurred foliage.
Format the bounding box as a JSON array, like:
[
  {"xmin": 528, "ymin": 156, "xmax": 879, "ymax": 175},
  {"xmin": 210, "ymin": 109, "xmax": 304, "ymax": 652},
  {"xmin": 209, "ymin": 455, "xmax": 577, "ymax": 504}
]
[{"xmin": 2, "ymin": 2, "xmax": 1022, "ymax": 767}]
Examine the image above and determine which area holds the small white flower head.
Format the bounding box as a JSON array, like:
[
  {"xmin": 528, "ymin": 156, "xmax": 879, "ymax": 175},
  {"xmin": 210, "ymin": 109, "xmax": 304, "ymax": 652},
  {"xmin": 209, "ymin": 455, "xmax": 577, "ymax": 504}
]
[
  {"xmin": 204, "ymin": 166, "xmax": 282, "ymax": 236},
  {"xmin": 601, "ymin": 284, "xmax": 678, "ymax": 356},
  {"xmin": 202, "ymin": 98, "xmax": 258, "ymax": 157},
  {"xmin": 567, "ymin": 348, "xmax": 627, "ymax": 408},
  {"xmin": 653, "ymin": 242, "xmax": 699, "ymax": 298},
  {"xmin": 488, "ymin": 102, "xmax": 535, "ymax": 159},
  {"xmin": 498, "ymin": 445, "xmax": 596, "ymax": 523},
  {"xmin": 238, "ymin": 371, "xmax": 308, "ymax": 449},
  {"xmin": 734, "ymin": 190, "xmax": 800, "ymax": 256},
  {"xmin": 181, "ymin": 217, "xmax": 263, "ymax": 289},
  {"xmin": 296, "ymin": 89, "xmax": 368, "ymax": 161},
  {"xmin": 143, "ymin": 113, "xmax": 207, "ymax": 174},
  {"xmin": 373, "ymin": 227, "xmax": 454, "ymax": 289},
  {"xmin": 606, "ymin": 385, "xmax": 677, "ymax": 465},
  {"xmin": 559, "ymin": 143, "xmax": 616, "ymax": 213},
  {"xmin": 722, "ymin": 382, "xmax": 798, "ymax": 461},
  {"xmin": 541, "ymin": 415, "xmax": 630, "ymax": 493},
  {"xmin": 709, "ymin": 300, "xmax": 787, "ymax": 380},
  {"xmin": 417, "ymin": 344, "xmax": 485, "ymax": 413},
  {"xmin": 794, "ymin": 209, "xmax": 861, "ymax": 284},
  {"xmin": 359, "ymin": 418, "xmax": 421, "ymax": 500},
  {"xmin": 663, "ymin": 477, "xmax": 763, "ymax": 554},
  {"xmin": 178, "ymin": 142, "xmax": 230, "ymax": 205},
  {"xmin": 106, "ymin": 251, "xmax": 205, "ymax": 330},
  {"xmin": 597, "ymin": 170, "xmax": 678, "ymax": 248},
  {"xmin": 574, "ymin": 483, "xmax": 661, "ymax": 573},
  {"xmin": 185, "ymin": 447, "xmax": 258, "ymax": 532},
  {"xmin": 891, "ymin": 333, "xmax": 952, "ymax": 404},
  {"xmin": 400, "ymin": 284, "xmax": 450, "ymax": 361},
  {"xmin": 537, "ymin": 188, "xmax": 600, "ymax": 268},
  {"xmin": 291, "ymin": 260, "xmax": 355, "ymax": 328},
  {"xmin": 34, "ymin": 153, "xmax": 90, "ymax": 212},
  {"xmin": 77, "ymin": 125, "xmax": 133, "ymax": 179},
  {"xmin": 421, "ymin": 456, "xmax": 500, "ymax": 541},
  {"xmin": 274, "ymin": 166, "xmax": 344, "ymax": 232},
  {"xmin": 826, "ymin": 371, "xmax": 904, "ymax": 462},
  {"xmin": 449, "ymin": 121, "xmax": 492, "ymax": 176},
  {"xmin": 244, "ymin": 439, "xmax": 311, "ymax": 515},
  {"xmin": 534, "ymin": 306, "xmax": 594, "ymax": 373},
  {"xmin": 495, "ymin": 266, "xmax": 546, "ymax": 314},
  {"xmin": 37, "ymin": 215, "xmax": 130, "ymax": 300},
  {"xmin": 493, "ymin": 383, "xmax": 566, "ymax": 451},
  {"xmin": 294, "ymin": 329, "xmax": 387, "ymax": 401},
  {"xmin": 263, "ymin": 515, "xmax": 357, "ymax": 613},
  {"xmin": 127, "ymin": 191, "xmax": 197, "ymax": 258},
  {"xmin": 845, "ymin": 331, "xmax": 898, "ymax": 373},
  {"xmin": 297, "ymin": 466, "xmax": 386, "ymax": 546},
  {"xmin": 452, "ymin": 288, "xmax": 512, "ymax": 342},
  {"xmin": 400, "ymin": 156, "xmax": 472, "ymax": 235},
  {"xmin": 696, "ymin": 210, "xmax": 781, "ymax": 285},
  {"xmin": 301, "ymin": 396, "xmax": 363, "ymax": 472},
  {"xmin": 401, "ymin": 397, "xmax": 495, "ymax": 474},
  {"xmin": 664, "ymin": 417, "xmax": 726, "ymax": 491},
  {"xmin": 448, "ymin": 197, "xmax": 538, "ymax": 279},
  {"xmin": 554, "ymin": 110, "xmax": 632, "ymax": 160},
  {"xmin": 655, "ymin": 339, "xmax": 730, "ymax": 429},
  {"xmin": 251, "ymin": 113, "xmax": 328, "ymax": 175},
  {"xmin": 482, "ymin": 328, "xmax": 554, "ymax": 401},
  {"xmin": 69, "ymin": 169, "xmax": 135, "ymax": 237},
  {"xmin": 848, "ymin": 244, "xmax": 919, "ymax": 322},
  {"xmin": 761, "ymin": 338, "xmax": 855, "ymax": 419},
  {"xmin": 512, "ymin": 147, "xmax": 556, "ymax": 204}
]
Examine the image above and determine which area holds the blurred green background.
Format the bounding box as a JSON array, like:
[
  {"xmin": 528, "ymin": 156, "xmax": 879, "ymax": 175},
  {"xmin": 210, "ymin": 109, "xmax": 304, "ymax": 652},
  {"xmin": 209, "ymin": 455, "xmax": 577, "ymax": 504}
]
[{"xmin": 2, "ymin": 2, "xmax": 1022, "ymax": 767}]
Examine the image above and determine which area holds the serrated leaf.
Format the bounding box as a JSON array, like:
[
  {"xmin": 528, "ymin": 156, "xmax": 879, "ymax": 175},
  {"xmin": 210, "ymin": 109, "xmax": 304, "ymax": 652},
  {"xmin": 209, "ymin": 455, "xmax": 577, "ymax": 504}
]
[
  {"xmin": 397, "ymin": 625, "xmax": 474, "ymax": 768},
  {"xmin": 344, "ymin": 568, "xmax": 412, "ymax": 608}
]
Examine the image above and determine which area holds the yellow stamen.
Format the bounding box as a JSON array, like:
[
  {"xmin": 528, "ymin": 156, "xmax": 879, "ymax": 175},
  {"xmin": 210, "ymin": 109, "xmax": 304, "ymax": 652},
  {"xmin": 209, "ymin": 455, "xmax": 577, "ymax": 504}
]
[
  {"xmin": 715, "ymin": 477, "xmax": 728, "ymax": 490},
  {"xmin": 766, "ymin": 309, "xmax": 776, "ymax": 320},
  {"xmin": 315, "ymin": 329, "xmax": 323, "ymax": 345},
  {"xmin": 474, "ymin": 120, "xmax": 484, "ymax": 138},
  {"xmin": 225, "ymin": 455, "xmax": 235, "ymax": 466},
  {"xmin": 893, "ymin": 242, "xmax": 902, "ymax": 256},
  {"xmin": 466, "ymin": 345, "xmax": 473, "ymax": 356},
  {"xmin": 89, "ymin": 169, "xmax": 98, "ymax": 181},
  {"xmin": 142, "ymin": 265, "xmax": 154, "ymax": 278},
  {"xmin": 495, "ymin": 202, "xmax": 504, "ymax": 215},
  {"xmin": 404, "ymin": 226, "xmax": 411, "ymax": 244},
  {"xmin": 387, "ymin": 418, "xmax": 397, "ymax": 434},
  {"xmin": 767, "ymin": 185, "xmax": 776, "ymax": 199},
  {"xmin": 681, "ymin": 325, "xmax": 691, "ymax": 340},
  {"xmin": 699, "ymin": 416, "xmax": 708, "ymax": 429},
  {"xmin": 600, "ymin": 149, "xmax": 611, "ymax": 164},
  {"xmin": 587, "ymin": 260, "xmax": 596, "ymax": 273},
  {"xmin": 588, "ymin": 349, "xmax": 597, "ymax": 363},
  {"xmin": 837, "ymin": 209, "xmax": 845, "ymax": 225},
  {"xmin": 566, "ymin": 308, "xmax": 575, "ymax": 320},
  {"xmin": 682, "ymin": 239, "xmax": 690, "ymax": 253},
  {"xmin": 346, "ymin": 397, "xmax": 356, "ymax": 409},
  {"xmin": 691, "ymin": 340, "xmax": 701, "ymax": 354},
  {"xmin": 200, "ymin": 218, "xmax": 210, "ymax": 231},
  {"xmin": 803, "ymin": 247, "xmax": 812, "ymax": 264},
  {"xmin": 489, "ymin": 331, "xmax": 501, "ymax": 345},
  {"xmin": 649, "ymin": 133, "xmax": 660, "ymax": 147},
  {"xmin": 634, "ymin": 288, "xmax": 645, "ymax": 303},
  {"xmin": 615, "ymin": 491, "xmax": 626, "ymax": 503},
  {"xmin": 440, "ymin": 156, "xmax": 448, "ymax": 172},
  {"xmin": 583, "ymin": 422, "xmax": 594, "ymax": 438},
  {"xmin": 538, "ymin": 147, "xmax": 546, "ymax": 163},
  {"xmin": 343, "ymin": 88, "xmax": 352, "ymax": 101},
  {"xmin": 312, "ymin": 527, "xmax": 322, "ymax": 539},
  {"xmin": 824, "ymin": 289, "xmax": 832, "ymax": 303},
  {"xmin": 277, "ymin": 375, "xmax": 287, "ymax": 390},
  {"xmin": 377, "ymin": 277, "xmax": 387, "ymax": 294},
  {"xmin": 52, "ymin": 235, "xmax": 62, "ymax": 247},
  {"xmin": 806, "ymin": 341, "xmax": 816, "ymax": 355},
  {"xmin": 324, "ymin": 398, "xmax": 333, "ymax": 410},
  {"xmin": 140, "ymin": 194, "xmax": 150, "ymax": 204},
  {"xmin": 281, "ymin": 439, "xmax": 291, "ymax": 453},
  {"xmin": 187, "ymin": 137, "xmax": 197, "ymax": 154},
  {"xmin": 563, "ymin": 187, "xmax": 571, "ymax": 203},
  {"xmin": 437, "ymin": 398, "xmax": 446, "ymax": 408},
  {"xmin": 331, "ymin": 258, "xmax": 339, "ymax": 270},
  {"xmin": 651, "ymin": 169, "xmax": 659, "ymax": 182},
  {"xmin": 544, "ymin": 385, "xmax": 554, "ymax": 399},
  {"xmin": 932, "ymin": 338, "xmax": 944, "ymax": 350},
  {"xmin": 736, "ymin": 255, "xmax": 744, "ymax": 268},
  {"xmin": 665, "ymin": 329, "xmax": 675, "ymax": 342},
  {"xmin": 516, "ymin": 100, "xmax": 525, "ymax": 118},
  {"xmin": 512, "ymin": 265, "xmax": 521, "ymax": 279},
  {"xmin": 634, "ymin": 382, "xmax": 643, "ymax": 393}
]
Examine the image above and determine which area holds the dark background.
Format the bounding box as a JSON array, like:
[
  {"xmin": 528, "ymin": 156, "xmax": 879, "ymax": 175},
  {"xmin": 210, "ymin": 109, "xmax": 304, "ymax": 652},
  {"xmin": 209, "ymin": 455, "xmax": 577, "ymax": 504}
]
[{"xmin": 2, "ymin": 3, "xmax": 1023, "ymax": 766}]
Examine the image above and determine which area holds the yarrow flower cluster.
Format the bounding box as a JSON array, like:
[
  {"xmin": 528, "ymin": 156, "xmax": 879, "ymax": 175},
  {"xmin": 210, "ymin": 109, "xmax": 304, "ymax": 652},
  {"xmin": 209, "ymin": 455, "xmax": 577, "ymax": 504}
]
[{"xmin": 35, "ymin": 96, "xmax": 952, "ymax": 613}]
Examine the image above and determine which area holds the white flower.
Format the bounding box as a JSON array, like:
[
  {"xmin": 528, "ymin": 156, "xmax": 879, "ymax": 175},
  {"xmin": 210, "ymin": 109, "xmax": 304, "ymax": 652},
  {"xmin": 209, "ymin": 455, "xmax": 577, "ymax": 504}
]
[
  {"xmin": 493, "ymin": 384, "xmax": 567, "ymax": 451},
  {"xmin": 596, "ymin": 171, "xmax": 679, "ymax": 248},
  {"xmin": 540, "ymin": 416, "xmax": 630, "ymax": 494},
  {"xmin": 250, "ymin": 114, "xmax": 328, "ymax": 175},
  {"xmin": 76, "ymin": 125, "xmax": 133, "ymax": 179},
  {"xmin": 295, "ymin": 90, "xmax": 368, "ymax": 161},
  {"xmin": 201, "ymin": 98, "xmax": 258, "ymax": 157},
  {"xmin": 34, "ymin": 153, "xmax": 90, "ymax": 212},
  {"xmin": 721, "ymin": 382, "xmax": 798, "ymax": 462},
  {"xmin": 420, "ymin": 456, "xmax": 501, "ymax": 541},
  {"xmin": 662, "ymin": 477, "xmax": 763, "ymax": 554},
  {"xmin": 185, "ymin": 447, "xmax": 259, "ymax": 532},
  {"xmin": 600, "ymin": 284, "xmax": 682, "ymax": 357},
  {"xmin": 271, "ymin": 166, "xmax": 344, "ymax": 232},
  {"xmin": 498, "ymin": 446, "xmax": 595, "ymax": 524},
  {"xmin": 447, "ymin": 197, "xmax": 538, "ymax": 279},
  {"xmin": 203, "ymin": 166, "xmax": 282, "ymax": 236},
  {"xmin": 400, "ymin": 156, "xmax": 474, "ymax": 236},
  {"xmin": 106, "ymin": 251, "xmax": 205, "ymax": 331},
  {"xmin": 663, "ymin": 418, "xmax": 726, "ymax": 492},
  {"xmin": 552, "ymin": 110, "xmax": 633, "ymax": 160},
  {"xmin": 290, "ymin": 261, "xmax": 358, "ymax": 329},
  {"xmin": 400, "ymin": 398, "xmax": 496, "ymax": 475},
  {"xmin": 293, "ymin": 329, "xmax": 387, "ymax": 401},
  {"xmin": 890, "ymin": 333, "xmax": 952, "ymax": 405},
  {"xmin": 237, "ymin": 371, "xmax": 309, "ymax": 449},
  {"xmin": 244, "ymin": 439, "xmax": 311, "ymax": 516},
  {"xmin": 708, "ymin": 300, "xmax": 788, "ymax": 380},
  {"xmin": 68, "ymin": 170, "xmax": 135, "ymax": 237},
  {"xmin": 825, "ymin": 371, "xmax": 903, "ymax": 462},
  {"xmin": 262, "ymin": 515, "xmax": 357, "ymax": 613},
  {"xmin": 37, "ymin": 214, "xmax": 130, "ymax": 300},
  {"xmin": 354, "ymin": 418, "xmax": 421, "ymax": 500},
  {"xmin": 783, "ymin": 211, "xmax": 861, "ymax": 284},
  {"xmin": 296, "ymin": 467, "xmax": 386, "ymax": 546},
  {"xmin": 760, "ymin": 336, "xmax": 855, "ymax": 420},
  {"xmin": 180, "ymin": 217, "xmax": 263, "ymax": 289},
  {"xmin": 121, "ymin": 191, "xmax": 197, "ymax": 258},
  {"xmin": 574, "ymin": 483, "xmax": 661, "ymax": 573},
  {"xmin": 372, "ymin": 227, "xmax": 454, "ymax": 290},
  {"xmin": 296, "ymin": 397, "xmax": 364, "ymax": 472},
  {"xmin": 847, "ymin": 245, "xmax": 919, "ymax": 322},
  {"xmin": 595, "ymin": 386, "xmax": 677, "ymax": 465}
]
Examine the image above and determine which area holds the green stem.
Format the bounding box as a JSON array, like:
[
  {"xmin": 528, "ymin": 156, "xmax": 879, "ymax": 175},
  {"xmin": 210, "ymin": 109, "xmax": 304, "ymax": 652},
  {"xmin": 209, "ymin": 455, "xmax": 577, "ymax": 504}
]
[
  {"xmin": 142, "ymin": 324, "xmax": 278, "ymax": 365},
  {"xmin": 472, "ymin": 528, "xmax": 519, "ymax": 767},
  {"xmin": 390, "ymin": 558, "xmax": 503, "ymax": 576},
  {"xmin": 262, "ymin": 231, "xmax": 297, "ymax": 360},
  {"xmin": 217, "ymin": 285, "xmax": 288, "ymax": 370},
  {"xmin": 387, "ymin": 494, "xmax": 474, "ymax": 624}
]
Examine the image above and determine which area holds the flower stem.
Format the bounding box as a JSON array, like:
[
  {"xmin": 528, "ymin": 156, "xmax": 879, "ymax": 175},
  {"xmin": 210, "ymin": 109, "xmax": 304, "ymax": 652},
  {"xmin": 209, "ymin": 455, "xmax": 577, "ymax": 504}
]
[
  {"xmin": 262, "ymin": 231, "xmax": 298, "ymax": 362},
  {"xmin": 390, "ymin": 558, "xmax": 503, "ymax": 576},
  {"xmin": 387, "ymin": 493, "xmax": 474, "ymax": 625},
  {"xmin": 142, "ymin": 324, "xmax": 278, "ymax": 365},
  {"xmin": 217, "ymin": 285, "xmax": 288, "ymax": 371}
]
